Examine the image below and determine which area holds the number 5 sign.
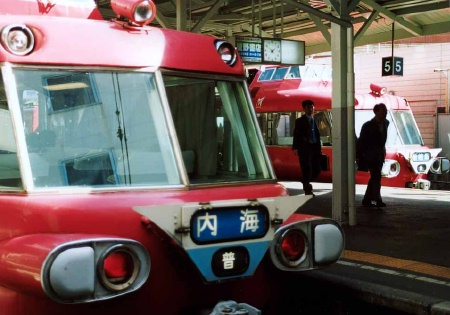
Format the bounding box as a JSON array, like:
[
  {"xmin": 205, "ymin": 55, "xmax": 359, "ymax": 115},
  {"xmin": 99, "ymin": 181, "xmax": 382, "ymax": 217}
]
[{"xmin": 382, "ymin": 56, "xmax": 404, "ymax": 76}]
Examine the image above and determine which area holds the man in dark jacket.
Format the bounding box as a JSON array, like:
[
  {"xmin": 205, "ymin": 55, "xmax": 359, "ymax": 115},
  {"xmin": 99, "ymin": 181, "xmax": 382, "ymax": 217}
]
[
  {"xmin": 356, "ymin": 103, "xmax": 389, "ymax": 207},
  {"xmin": 292, "ymin": 99, "xmax": 322, "ymax": 196}
]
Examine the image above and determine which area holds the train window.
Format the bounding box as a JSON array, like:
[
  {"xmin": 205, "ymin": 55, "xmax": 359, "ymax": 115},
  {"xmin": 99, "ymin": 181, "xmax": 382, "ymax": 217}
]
[
  {"xmin": 286, "ymin": 66, "xmax": 300, "ymax": 79},
  {"xmin": 299, "ymin": 65, "xmax": 332, "ymax": 81},
  {"xmin": 11, "ymin": 69, "xmax": 181, "ymax": 189},
  {"xmin": 271, "ymin": 67, "xmax": 289, "ymax": 80},
  {"xmin": 257, "ymin": 111, "xmax": 332, "ymax": 147},
  {"xmin": 314, "ymin": 111, "xmax": 332, "ymax": 146},
  {"xmin": 355, "ymin": 109, "xmax": 403, "ymax": 146},
  {"xmin": 391, "ymin": 110, "xmax": 423, "ymax": 145},
  {"xmin": 0, "ymin": 74, "xmax": 22, "ymax": 189},
  {"xmin": 258, "ymin": 68, "xmax": 275, "ymax": 81},
  {"xmin": 163, "ymin": 74, "xmax": 271, "ymax": 184},
  {"xmin": 43, "ymin": 73, "xmax": 100, "ymax": 113}
]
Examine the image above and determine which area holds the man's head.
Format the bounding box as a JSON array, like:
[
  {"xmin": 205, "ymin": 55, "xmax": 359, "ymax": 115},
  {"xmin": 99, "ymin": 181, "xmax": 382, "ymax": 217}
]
[
  {"xmin": 373, "ymin": 103, "xmax": 387, "ymax": 121},
  {"xmin": 302, "ymin": 99, "xmax": 314, "ymax": 115}
]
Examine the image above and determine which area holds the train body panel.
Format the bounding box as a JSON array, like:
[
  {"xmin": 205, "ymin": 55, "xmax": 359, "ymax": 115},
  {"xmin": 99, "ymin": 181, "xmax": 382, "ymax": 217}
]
[{"xmin": 0, "ymin": 1, "xmax": 344, "ymax": 314}]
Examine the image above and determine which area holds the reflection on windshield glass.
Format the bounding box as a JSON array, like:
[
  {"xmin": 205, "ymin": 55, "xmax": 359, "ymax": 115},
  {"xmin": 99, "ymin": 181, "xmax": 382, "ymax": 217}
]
[
  {"xmin": 355, "ymin": 109, "xmax": 423, "ymax": 146},
  {"xmin": 12, "ymin": 70, "xmax": 180, "ymax": 188},
  {"xmin": 163, "ymin": 74, "xmax": 271, "ymax": 184},
  {"xmin": 0, "ymin": 73, "xmax": 21, "ymax": 188},
  {"xmin": 391, "ymin": 110, "xmax": 423, "ymax": 145},
  {"xmin": 0, "ymin": 70, "xmax": 272, "ymax": 189}
]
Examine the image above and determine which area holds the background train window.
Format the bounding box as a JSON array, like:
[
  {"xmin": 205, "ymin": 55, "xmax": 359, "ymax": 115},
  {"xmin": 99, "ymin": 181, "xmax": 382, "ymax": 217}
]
[{"xmin": 43, "ymin": 73, "xmax": 100, "ymax": 113}]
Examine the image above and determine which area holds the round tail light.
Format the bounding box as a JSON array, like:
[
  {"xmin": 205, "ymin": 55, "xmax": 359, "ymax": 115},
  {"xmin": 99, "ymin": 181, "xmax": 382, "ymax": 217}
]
[
  {"xmin": 98, "ymin": 245, "xmax": 140, "ymax": 291},
  {"xmin": 279, "ymin": 229, "xmax": 307, "ymax": 267}
]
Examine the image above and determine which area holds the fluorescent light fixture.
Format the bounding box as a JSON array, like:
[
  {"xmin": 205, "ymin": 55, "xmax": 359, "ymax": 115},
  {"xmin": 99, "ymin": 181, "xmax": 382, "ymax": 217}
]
[{"xmin": 43, "ymin": 82, "xmax": 89, "ymax": 91}]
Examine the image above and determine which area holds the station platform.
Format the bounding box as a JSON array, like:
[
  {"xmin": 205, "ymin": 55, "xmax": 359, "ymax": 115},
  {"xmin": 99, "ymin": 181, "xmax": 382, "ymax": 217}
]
[{"xmin": 281, "ymin": 181, "xmax": 450, "ymax": 315}]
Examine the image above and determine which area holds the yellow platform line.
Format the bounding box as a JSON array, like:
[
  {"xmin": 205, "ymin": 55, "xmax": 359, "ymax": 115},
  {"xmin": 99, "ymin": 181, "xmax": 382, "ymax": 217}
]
[{"xmin": 342, "ymin": 250, "xmax": 450, "ymax": 280}]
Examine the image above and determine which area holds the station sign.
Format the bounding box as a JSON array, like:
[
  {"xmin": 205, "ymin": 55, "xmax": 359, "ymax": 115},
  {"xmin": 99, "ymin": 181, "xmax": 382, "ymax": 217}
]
[
  {"xmin": 235, "ymin": 37, "xmax": 305, "ymax": 65},
  {"xmin": 190, "ymin": 205, "xmax": 269, "ymax": 244},
  {"xmin": 382, "ymin": 56, "xmax": 404, "ymax": 76},
  {"xmin": 235, "ymin": 37, "xmax": 263, "ymax": 63}
]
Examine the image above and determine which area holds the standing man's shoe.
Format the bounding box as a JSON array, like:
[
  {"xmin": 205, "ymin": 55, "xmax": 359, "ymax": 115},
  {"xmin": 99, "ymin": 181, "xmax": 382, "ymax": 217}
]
[
  {"xmin": 376, "ymin": 201, "xmax": 386, "ymax": 207},
  {"xmin": 362, "ymin": 200, "xmax": 374, "ymax": 207}
]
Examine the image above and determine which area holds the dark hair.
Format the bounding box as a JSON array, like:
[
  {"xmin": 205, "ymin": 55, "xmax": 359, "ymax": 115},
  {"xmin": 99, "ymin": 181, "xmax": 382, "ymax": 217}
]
[
  {"xmin": 302, "ymin": 99, "xmax": 314, "ymax": 109},
  {"xmin": 373, "ymin": 103, "xmax": 386, "ymax": 113}
]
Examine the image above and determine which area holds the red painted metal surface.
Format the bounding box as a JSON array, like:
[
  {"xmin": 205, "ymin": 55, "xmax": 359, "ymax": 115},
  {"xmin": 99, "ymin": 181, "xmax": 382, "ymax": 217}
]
[
  {"xmin": 0, "ymin": 0, "xmax": 103, "ymax": 20},
  {"xmin": 0, "ymin": 17, "xmax": 244, "ymax": 75},
  {"xmin": 0, "ymin": 185, "xmax": 292, "ymax": 314}
]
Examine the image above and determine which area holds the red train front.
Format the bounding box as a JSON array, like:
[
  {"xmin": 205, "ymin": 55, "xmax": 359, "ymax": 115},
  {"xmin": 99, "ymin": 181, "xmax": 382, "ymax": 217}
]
[
  {"xmin": 0, "ymin": 1, "xmax": 344, "ymax": 314},
  {"xmin": 249, "ymin": 65, "xmax": 450, "ymax": 189}
]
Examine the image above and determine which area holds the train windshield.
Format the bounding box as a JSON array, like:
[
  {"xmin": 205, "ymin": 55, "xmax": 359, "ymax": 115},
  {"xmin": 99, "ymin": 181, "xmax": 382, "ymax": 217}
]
[
  {"xmin": 0, "ymin": 68, "xmax": 271, "ymax": 190},
  {"xmin": 1, "ymin": 69, "xmax": 181, "ymax": 189},
  {"xmin": 355, "ymin": 109, "xmax": 423, "ymax": 146},
  {"xmin": 162, "ymin": 73, "xmax": 271, "ymax": 185},
  {"xmin": 390, "ymin": 110, "xmax": 423, "ymax": 145}
]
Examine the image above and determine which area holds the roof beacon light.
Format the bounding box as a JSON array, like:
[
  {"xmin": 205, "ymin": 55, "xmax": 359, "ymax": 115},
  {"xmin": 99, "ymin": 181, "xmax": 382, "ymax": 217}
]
[
  {"xmin": 1, "ymin": 24, "xmax": 35, "ymax": 56},
  {"xmin": 370, "ymin": 83, "xmax": 387, "ymax": 96},
  {"xmin": 111, "ymin": 0, "xmax": 156, "ymax": 26}
]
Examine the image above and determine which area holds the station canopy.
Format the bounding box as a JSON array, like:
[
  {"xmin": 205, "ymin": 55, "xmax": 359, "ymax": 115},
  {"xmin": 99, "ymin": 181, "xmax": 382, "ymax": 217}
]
[{"xmin": 96, "ymin": 0, "xmax": 450, "ymax": 55}]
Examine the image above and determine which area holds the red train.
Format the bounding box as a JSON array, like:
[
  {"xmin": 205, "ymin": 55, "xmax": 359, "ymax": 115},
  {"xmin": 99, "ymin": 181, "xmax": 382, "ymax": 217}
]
[
  {"xmin": 0, "ymin": 1, "xmax": 344, "ymax": 314},
  {"xmin": 249, "ymin": 65, "xmax": 449, "ymax": 189}
]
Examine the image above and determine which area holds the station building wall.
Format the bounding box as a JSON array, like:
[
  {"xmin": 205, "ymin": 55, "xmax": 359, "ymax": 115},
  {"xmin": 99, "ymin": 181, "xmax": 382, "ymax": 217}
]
[
  {"xmin": 308, "ymin": 34, "xmax": 450, "ymax": 151},
  {"xmin": 353, "ymin": 39, "xmax": 450, "ymax": 149}
]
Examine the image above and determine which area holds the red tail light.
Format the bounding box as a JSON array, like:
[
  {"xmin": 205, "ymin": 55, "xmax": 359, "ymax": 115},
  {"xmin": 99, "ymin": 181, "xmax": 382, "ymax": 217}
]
[
  {"xmin": 270, "ymin": 219, "xmax": 344, "ymax": 271},
  {"xmin": 104, "ymin": 251, "xmax": 134, "ymax": 280},
  {"xmin": 99, "ymin": 245, "xmax": 140, "ymax": 291},
  {"xmin": 280, "ymin": 229, "xmax": 307, "ymax": 266}
]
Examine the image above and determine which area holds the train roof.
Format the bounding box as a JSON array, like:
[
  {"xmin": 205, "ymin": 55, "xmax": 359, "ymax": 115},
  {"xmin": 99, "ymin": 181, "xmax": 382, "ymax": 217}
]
[
  {"xmin": 0, "ymin": 0, "xmax": 103, "ymax": 20},
  {"xmin": 250, "ymin": 66, "xmax": 410, "ymax": 112},
  {"xmin": 0, "ymin": 1, "xmax": 244, "ymax": 75}
]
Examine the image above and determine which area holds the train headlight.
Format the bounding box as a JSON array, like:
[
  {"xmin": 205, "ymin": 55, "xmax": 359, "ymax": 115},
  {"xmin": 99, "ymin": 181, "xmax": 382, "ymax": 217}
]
[
  {"xmin": 381, "ymin": 160, "xmax": 400, "ymax": 177},
  {"xmin": 412, "ymin": 152, "xmax": 431, "ymax": 162},
  {"xmin": 215, "ymin": 40, "xmax": 237, "ymax": 66},
  {"xmin": 111, "ymin": 0, "xmax": 157, "ymax": 26},
  {"xmin": 417, "ymin": 164, "xmax": 427, "ymax": 172},
  {"xmin": 1, "ymin": 24, "xmax": 35, "ymax": 56}
]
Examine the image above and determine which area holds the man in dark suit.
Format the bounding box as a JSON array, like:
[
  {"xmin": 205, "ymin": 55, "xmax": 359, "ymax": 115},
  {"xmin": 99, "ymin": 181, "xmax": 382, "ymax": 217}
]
[
  {"xmin": 292, "ymin": 99, "xmax": 322, "ymax": 196},
  {"xmin": 356, "ymin": 103, "xmax": 389, "ymax": 207}
]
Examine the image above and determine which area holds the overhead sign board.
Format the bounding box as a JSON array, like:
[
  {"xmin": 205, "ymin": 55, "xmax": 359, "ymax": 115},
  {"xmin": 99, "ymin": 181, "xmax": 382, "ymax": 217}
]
[
  {"xmin": 281, "ymin": 39, "xmax": 305, "ymax": 65},
  {"xmin": 235, "ymin": 37, "xmax": 262, "ymax": 63},
  {"xmin": 235, "ymin": 37, "xmax": 305, "ymax": 65},
  {"xmin": 382, "ymin": 56, "xmax": 404, "ymax": 76}
]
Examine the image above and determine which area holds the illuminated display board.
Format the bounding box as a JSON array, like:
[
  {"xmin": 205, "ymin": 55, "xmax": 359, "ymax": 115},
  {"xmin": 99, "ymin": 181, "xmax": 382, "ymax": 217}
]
[
  {"xmin": 236, "ymin": 37, "xmax": 305, "ymax": 65},
  {"xmin": 235, "ymin": 37, "xmax": 263, "ymax": 63}
]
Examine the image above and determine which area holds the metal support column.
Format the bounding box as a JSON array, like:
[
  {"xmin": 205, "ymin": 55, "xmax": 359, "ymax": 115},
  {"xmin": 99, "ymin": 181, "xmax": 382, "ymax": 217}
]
[
  {"xmin": 176, "ymin": 0, "xmax": 187, "ymax": 31},
  {"xmin": 331, "ymin": 1, "xmax": 356, "ymax": 226}
]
